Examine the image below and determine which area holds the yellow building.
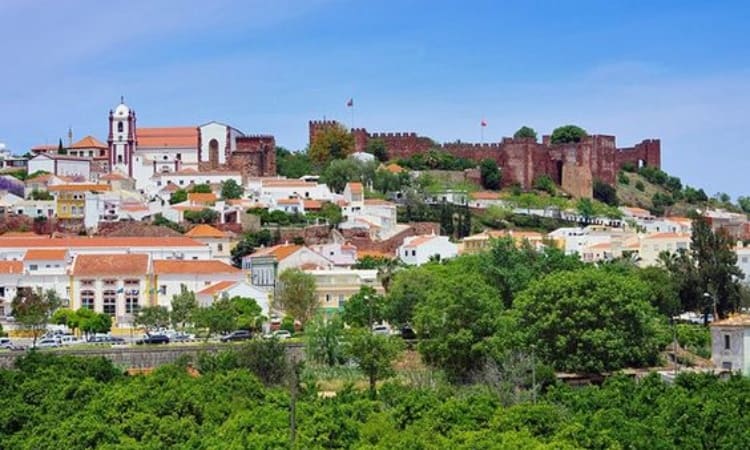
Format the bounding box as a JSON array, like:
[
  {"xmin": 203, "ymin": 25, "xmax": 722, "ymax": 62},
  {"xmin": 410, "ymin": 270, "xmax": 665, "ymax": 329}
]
[
  {"xmin": 49, "ymin": 184, "xmax": 110, "ymax": 219},
  {"xmin": 304, "ymin": 268, "xmax": 383, "ymax": 315},
  {"xmin": 462, "ymin": 229, "xmax": 559, "ymax": 254}
]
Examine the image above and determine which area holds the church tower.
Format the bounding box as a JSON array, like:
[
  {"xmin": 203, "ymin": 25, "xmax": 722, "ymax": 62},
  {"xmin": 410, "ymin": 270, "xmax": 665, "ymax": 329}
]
[{"xmin": 108, "ymin": 97, "xmax": 136, "ymax": 176}]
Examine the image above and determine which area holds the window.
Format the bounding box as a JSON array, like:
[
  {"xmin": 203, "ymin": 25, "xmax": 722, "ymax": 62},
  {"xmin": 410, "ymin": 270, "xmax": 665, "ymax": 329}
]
[
  {"xmin": 125, "ymin": 291, "xmax": 139, "ymax": 314},
  {"xmin": 80, "ymin": 290, "xmax": 95, "ymax": 310},
  {"xmin": 743, "ymin": 257, "xmax": 748, "ymax": 264},
  {"xmin": 338, "ymin": 295, "xmax": 345, "ymax": 308},
  {"xmin": 179, "ymin": 180, "xmax": 184, "ymax": 185},
  {"xmin": 217, "ymin": 243, "xmax": 223, "ymax": 252},
  {"xmin": 163, "ymin": 155, "xmax": 168, "ymax": 160},
  {"xmin": 176, "ymin": 153, "xmax": 182, "ymax": 161},
  {"xmin": 411, "ymin": 250, "xmax": 416, "ymax": 257},
  {"xmin": 159, "ymin": 285, "xmax": 167, "ymax": 295},
  {"xmin": 29, "ymin": 264, "xmax": 38, "ymax": 271},
  {"xmin": 725, "ymin": 335, "xmax": 731, "ymax": 350},
  {"xmin": 124, "ymin": 279, "xmax": 139, "ymax": 286},
  {"xmin": 103, "ymin": 279, "xmax": 116, "ymax": 286},
  {"xmin": 103, "ymin": 290, "xmax": 116, "ymax": 316},
  {"xmin": 0, "ymin": 287, "xmax": 4, "ymax": 298},
  {"xmin": 117, "ymin": 122, "xmax": 123, "ymax": 133},
  {"xmin": 81, "ymin": 279, "xmax": 94, "ymax": 286},
  {"xmin": 117, "ymin": 155, "xmax": 123, "ymax": 163}
]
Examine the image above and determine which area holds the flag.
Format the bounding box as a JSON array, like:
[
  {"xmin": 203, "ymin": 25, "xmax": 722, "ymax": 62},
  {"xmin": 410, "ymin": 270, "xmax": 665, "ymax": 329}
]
[
  {"xmin": 481, "ymin": 119, "xmax": 487, "ymax": 127},
  {"xmin": 346, "ymin": 98, "xmax": 354, "ymax": 108}
]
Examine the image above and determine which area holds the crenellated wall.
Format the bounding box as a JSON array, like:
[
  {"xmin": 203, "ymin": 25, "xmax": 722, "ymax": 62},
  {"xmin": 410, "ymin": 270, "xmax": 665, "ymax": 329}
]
[{"xmin": 308, "ymin": 120, "xmax": 661, "ymax": 197}]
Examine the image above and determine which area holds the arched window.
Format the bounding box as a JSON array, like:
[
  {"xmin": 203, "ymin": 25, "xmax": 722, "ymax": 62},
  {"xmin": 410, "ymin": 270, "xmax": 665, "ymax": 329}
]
[
  {"xmin": 208, "ymin": 139, "xmax": 219, "ymax": 169},
  {"xmin": 103, "ymin": 290, "xmax": 116, "ymax": 316},
  {"xmin": 117, "ymin": 122, "xmax": 124, "ymax": 133},
  {"xmin": 80, "ymin": 290, "xmax": 95, "ymax": 310}
]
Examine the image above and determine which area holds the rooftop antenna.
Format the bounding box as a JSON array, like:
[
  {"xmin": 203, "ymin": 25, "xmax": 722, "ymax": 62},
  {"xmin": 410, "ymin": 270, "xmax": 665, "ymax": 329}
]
[{"xmin": 67, "ymin": 126, "xmax": 73, "ymax": 147}]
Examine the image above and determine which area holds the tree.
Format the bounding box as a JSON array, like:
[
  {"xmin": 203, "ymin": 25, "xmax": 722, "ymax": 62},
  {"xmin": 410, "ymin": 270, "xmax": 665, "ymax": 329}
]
[
  {"xmin": 341, "ymin": 286, "xmax": 386, "ymax": 328},
  {"xmin": 479, "ymin": 159, "xmax": 501, "ymax": 190},
  {"xmin": 576, "ymin": 198, "xmax": 595, "ymax": 222},
  {"xmin": 514, "ymin": 268, "xmax": 662, "ymax": 373},
  {"xmin": 220, "ymin": 179, "xmax": 244, "ymax": 200},
  {"xmin": 78, "ymin": 309, "xmax": 112, "ymax": 336},
  {"xmin": 274, "ymin": 269, "xmax": 318, "ymax": 327},
  {"xmin": 305, "ymin": 314, "xmax": 345, "ymax": 366},
  {"xmin": 170, "ymin": 189, "xmax": 188, "ymax": 204},
  {"xmin": 366, "ymin": 138, "xmax": 388, "ymax": 162},
  {"xmin": 533, "ymin": 175, "xmax": 555, "ymax": 194},
  {"xmin": 57, "ymin": 138, "xmax": 67, "ymax": 155},
  {"xmin": 321, "ymin": 158, "xmax": 362, "ymax": 193},
  {"xmin": 51, "ymin": 308, "xmax": 79, "ymax": 332},
  {"xmin": 513, "ymin": 126, "xmax": 537, "ymax": 140},
  {"xmin": 184, "ymin": 208, "xmax": 219, "ymax": 224},
  {"xmin": 229, "ymin": 296, "xmax": 264, "ymax": 331},
  {"xmin": 135, "ymin": 306, "xmax": 170, "ymax": 332},
  {"xmin": 193, "ymin": 298, "xmax": 237, "ymax": 340},
  {"xmin": 276, "ymin": 146, "xmax": 314, "ymax": 178},
  {"xmin": 593, "ymin": 180, "xmax": 618, "ymax": 206},
  {"xmin": 190, "ymin": 184, "xmax": 213, "ymax": 194},
  {"xmin": 170, "ymin": 285, "xmax": 198, "ymax": 330},
  {"xmin": 309, "ymin": 123, "xmax": 354, "ymax": 165},
  {"xmin": 738, "ymin": 196, "xmax": 750, "ymax": 214},
  {"xmin": 235, "ymin": 338, "xmax": 289, "ymax": 386},
  {"xmin": 345, "ymin": 328, "xmax": 403, "ymax": 398},
  {"xmin": 550, "ymin": 125, "xmax": 587, "ymax": 144},
  {"xmin": 30, "ymin": 189, "xmax": 53, "ymax": 201},
  {"xmin": 230, "ymin": 229, "xmax": 274, "ymax": 268},
  {"xmin": 11, "ymin": 288, "xmax": 61, "ymax": 345},
  {"xmin": 309, "ymin": 202, "xmax": 343, "ymax": 226}
]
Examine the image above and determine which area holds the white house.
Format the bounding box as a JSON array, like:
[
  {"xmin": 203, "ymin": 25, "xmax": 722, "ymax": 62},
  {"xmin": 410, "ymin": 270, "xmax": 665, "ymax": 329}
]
[
  {"xmin": 196, "ymin": 280, "xmax": 270, "ymax": 316},
  {"xmin": 243, "ymin": 243, "xmax": 333, "ymax": 291},
  {"xmin": 638, "ymin": 232, "xmax": 691, "ymax": 267},
  {"xmin": 27, "ymin": 153, "xmax": 91, "ymax": 180},
  {"xmin": 398, "ymin": 234, "xmax": 458, "ymax": 265},
  {"xmin": 152, "ymin": 259, "xmax": 244, "ymax": 308},
  {"xmin": 149, "ymin": 169, "xmax": 242, "ymax": 196},
  {"xmin": 710, "ymin": 315, "xmax": 750, "ymax": 374},
  {"xmin": 12, "ymin": 199, "xmax": 56, "ymax": 218},
  {"xmin": 305, "ymin": 268, "xmax": 383, "ymax": 314},
  {"xmin": 184, "ymin": 224, "xmax": 235, "ymax": 263},
  {"xmin": 310, "ymin": 243, "xmax": 357, "ymax": 268},
  {"xmin": 250, "ymin": 178, "xmax": 334, "ymax": 203}
]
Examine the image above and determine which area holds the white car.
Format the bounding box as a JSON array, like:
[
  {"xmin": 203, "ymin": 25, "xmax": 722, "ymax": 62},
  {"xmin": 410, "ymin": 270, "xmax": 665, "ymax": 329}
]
[
  {"xmin": 273, "ymin": 330, "xmax": 292, "ymax": 340},
  {"xmin": 372, "ymin": 325, "xmax": 391, "ymax": 336},
  {"xmin": 34, "ymin": 338, "xmax": 61, "ymax": 348},
  {"xmin": 60, "ymin": 336, "xmax": 80, "ymax": 346}
]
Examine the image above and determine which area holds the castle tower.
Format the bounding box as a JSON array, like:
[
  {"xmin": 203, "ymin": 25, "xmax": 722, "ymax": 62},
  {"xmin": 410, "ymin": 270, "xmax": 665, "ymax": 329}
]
[{"xmin": 108, "ymin": 97, "xmax": 136, "ymax": 176}]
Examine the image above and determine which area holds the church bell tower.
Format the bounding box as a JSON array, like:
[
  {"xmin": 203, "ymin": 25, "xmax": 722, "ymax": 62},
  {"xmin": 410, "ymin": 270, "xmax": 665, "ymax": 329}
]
[{"xmin": 108, "ymin": 97, "xmax": 136, "ymax": 176}]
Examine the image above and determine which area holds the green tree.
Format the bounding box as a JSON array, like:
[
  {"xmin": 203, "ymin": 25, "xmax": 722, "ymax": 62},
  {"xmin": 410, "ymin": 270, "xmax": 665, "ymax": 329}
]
[
  {"xmin": 229, "ymin": 229, "xmax": 274, "ymax": 268},
  {"xmin": 738, "ymin": 196, "xmax": 750, "ymax": 214},
  {"xmin": 229, "ymin": 295, "xmax": 264, "ymax": 331},
  {"xmin": 593, "ymin": 180, "xmax": 618, "ymax": 206},
  {"xmin": 220, "ymin": 179, "xmax": 243, "ymax": 200},
  {"xmin": 533, "ymin": 175, "xmax": 556, "ymax": 194},
  {"xmin": 513, "ymin": 126, "xmax": 538, "ymax": 140},
  {"xmin": 276, "ymin": 146, "xmax": 314, "ymax": 178},
  {"xmin": 310, "ymin": 202, "xmax": 343, "ymax": 226},
  {"xmin": 341, "ymin": 286, "xmax": 386, "ymax": 328},
  {"xmin": 514, "ymin": 268, "xmax": 662, "ymax": 373},
  {"xmin": 193, "ymin": 298, "xmax": 237, "ymax": 340},
  {"xmin": 30, "ymin": 189, "xmax": 53, "ymax": 201},
  {"xmin": 11, "ymin": 288, "xmax": 61, "ymax": 345},
  {"xmin": 274, "ymin": 269, "xmax": 318, "ymax": 327},
  {"xmin": 135, "ymin": 306, "xmax": 170, "ymax": 332},
  {"xmin": 304, "ymin": 314, "xmax": 345, "ymax": 366},
  {"xmin": 634, "ymin": 180, "xmax": 645, "ymax": 192},
  {"xmin": 309, "ymin": 123, "xmax": 355, "ymax": 165},
  {"xmin": 321, "ymin": 158, "xmax": 362, "ymax": 193},
  {"xmin": 479, "ymin": 159, "xmax": 501, "ymax": 190},
  {"xmin": 169, "ymin": 189, "xmax": 188, "ymax": 204},
  {"xmin": 190, "ymin": 183, "xmax": 213, "ymax": 194},
  {"xmin": 550, "ymin": 125, "xmax": 587, "ymax": 144},
  {"xmin": 170, "ymin": 285, "xmax": 198, "ymax": 330},
  {"xmin": 78, "ymin": 310, "xmax": 112, "ymax": 336},
  {"xmin": 366, "ymin": 138, "xmax": 388, "ymax": 162},
  {"xmin": 345, "ymin": 328, "xmax": 404, "ymax": 398},
  {"xmin": 184, "ymin": 208, "xmax": 219, "ymax": 224},
  {"xmin": 51, "ymin": 308, "xmax": 79, "ymax": 332},
  {"xmin": 576, "ymin": 197, "xmax": 595, "ymax": 222},
  {"xmin": 235, "ymin": 338, "xmax": 289, "ymax": 386}
]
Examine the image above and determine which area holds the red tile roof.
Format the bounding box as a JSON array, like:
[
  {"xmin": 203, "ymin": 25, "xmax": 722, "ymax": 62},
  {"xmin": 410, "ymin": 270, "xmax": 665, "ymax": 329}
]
[
  {"xmin": 198, "ymin": 280, "xmax": 238, "ymax": 295},
  {"xmin": 185, "ymin": 224, "xmax": 226, "ymax": 238},
  {"xmin": 72, "ymin": 254, "xmax": 149, "ymax": 276},
  {"xmin": 0, "ymin": 261, "xmax": 23, "ymax": 274},
  {"xmin": 137, "ymin": 127, "xmax": 198, "ymax": 148},
  {"xmin": 24, "ymin": 249, "xmax": 68, "ymax": 261},
  {"xmin": 153, "ymin": 260, "xmax": 240, "ymax": 275},
  {"xmin": 188, "ymin": 192, "xmax": 217, "ymax": 204},
  {"xmin": 404, "ymin": 235, "xmax": 437, "ymax": 248},
  {"xmin": 303, "ymin": 200, "xmax": 323, "ymax": 210},
  {"xmin": 48, "ymin": 184, "xmax": 110, "ymax": 192},
  {"xmin": 70, "ymin": 135, "xmax": 107, "ymax": 149},
  {"xmin": 248, "ymin": 244, "xmax": 302, "ymax": 261},
  {"xmin": 346, "ymin": 182, "xmax": 363, "ymax": 194}
]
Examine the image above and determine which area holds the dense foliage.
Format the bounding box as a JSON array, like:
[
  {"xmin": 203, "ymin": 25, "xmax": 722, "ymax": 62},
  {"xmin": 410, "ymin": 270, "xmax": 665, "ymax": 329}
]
[
  {"xmin": 3, "ymin": 352, "xmax": 750, "ymax": 449},
  {"xmin": 550, "ymin": 125, "xmax": 587, "ymax": 144},
  {"xmin": 397, "ymin": 149, "xmax": 476, "ymax": 171}
]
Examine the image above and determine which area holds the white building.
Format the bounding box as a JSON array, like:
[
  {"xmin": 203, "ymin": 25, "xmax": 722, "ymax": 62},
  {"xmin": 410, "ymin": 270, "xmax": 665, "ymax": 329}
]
[
  {"xmin": 196, "ymin": 280, "xmax": 270, "ymax": 315},
  {"xmin": 27, "ymin": 153, "xmax": 91, "ymax": 180},
  {"xmin": 710, "ymin": 315, "xmax": 750, "ymax": 374},
  {"xmin": 398, "ymin": 234, "xmax": 458, "ymax": 265},
  {"xmin": 638, "ymin": 232, "xmax": 691, "ymax": 267},
  {"xmin": 243, "ymin": 243, "xmax": 333, "ymax": 291},
  {"xmin": 249, "ymin": 178, "xmax": 334, "ymax": 203},
  {"xmin": 152, "ymin": 259, "xmax": 244, "ymax": 308}
]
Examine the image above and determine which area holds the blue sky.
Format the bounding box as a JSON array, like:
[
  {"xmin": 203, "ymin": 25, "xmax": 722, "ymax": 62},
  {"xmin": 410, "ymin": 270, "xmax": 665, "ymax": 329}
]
[{"xmin": 1, "ymin": 0, "xmax": 748, "ymax": 196}]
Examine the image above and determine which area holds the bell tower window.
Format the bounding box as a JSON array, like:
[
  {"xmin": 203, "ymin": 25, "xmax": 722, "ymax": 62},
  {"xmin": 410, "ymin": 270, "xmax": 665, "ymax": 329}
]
[{"xmin": 117, "ymin": 122, "xmax": 124, "ymax": 133}]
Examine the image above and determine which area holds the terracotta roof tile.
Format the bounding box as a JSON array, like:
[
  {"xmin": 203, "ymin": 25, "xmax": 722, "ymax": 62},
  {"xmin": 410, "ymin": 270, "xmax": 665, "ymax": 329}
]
[
  {"xmin": 346, "ymin": 182, "xmax": 363, "ymax": 194},
  {"xmin": 403, "ymin": 235, "xmax": 437, "ymax": 248},
  {"xmin": 277, "ymin": 198, "xmax": 300, "ymax": 205},
  {"xmin": 249, "ymin": 244, "xmax": 302, "ymax": 261},
  {"xmin": 137, "ymin": 127, "xmax": 198, "ymax": 148},
  {"xmin": 48, "ymin": 184, "xmax": 110, "ymax": 192},
  {"xmin": 185, "ymin": 224, "xmax": 226, "ymax": 238},
  {"xmin": 303, "ymin": 200, "xmax": 323, "ymax": 210},
  {"xmin": 644, "ymin": 232, "xmax": 690, "ymax": 240},
  {"xmin": 198, "ymin": 280, "xmax": 238, "ymax": 295},
  {"xmin": 384, "ymin": 163, "xmax": 405, "ymax": 174},
  {"xmin": 0, "ymin": 236, "xmax": 203, "ymax": 249},
  {"xmin": 72, "ymin": 254, "xmax": 149, "ymax": 276},
  {"xmin": 711, "ymin": 314, "xmax": 750, "ymax": 327},
  {"xmin": 363, "ymin": 199, "xmax": 395, "ymax": 206},
  {"xmin": 70, "ymin": 135, "xmax": 107, "ymax": 149},
  {"xmin": 24, "ymin": 249, "xmax": 68, "ymax": 260},
  {"xmin": 188, "ymin": 192, "xmax": 217, "ymax": 204},
  {"xmin": 0, "ymin": 261, "xmax": 23, "ymax": 274},
  {"xmin": 153, "ymin": 260, "xmax": 240, "ymax": 275}
]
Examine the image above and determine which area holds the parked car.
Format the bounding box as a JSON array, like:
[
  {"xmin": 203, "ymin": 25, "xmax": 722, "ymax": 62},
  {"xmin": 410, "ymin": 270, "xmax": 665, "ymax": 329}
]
[
  {"xmin": 33, "ymin": 338, "xmax": 61, "ymax": 348},
  {"xmin": 372, "ymin": 324, "xmax": 391, "ymax": 336},
  {"xmin": 273, "ymin": 330, "xmax": 291, "ymax": 340},
  {"xmin": 0, "ymin": 337, "xmax": 23, "ymax": 351},
  {"xmin": 60, "ymin": 336, "xmax": 81, "ymax": 346},
  {"xmin": 220, "ymin": 330, "xmax": 252, "ymax": 342},
  {"xmin": 136, "ymin": 334, "xmax": 170, "ymax": 345},
  {"xmin": 169, "ymin": 332, "xmax": 195, "ymax": 343},
  {"xmin": 399, "ymin": 325, "xmax": 417, "ymax": 340},
  {"xmin": 86, "ymin": 335, "xmax": 125, "ymax": 345}
]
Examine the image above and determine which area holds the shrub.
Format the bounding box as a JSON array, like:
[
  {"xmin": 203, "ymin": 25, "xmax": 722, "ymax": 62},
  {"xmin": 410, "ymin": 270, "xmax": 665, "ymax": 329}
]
[
  {"xmin": 618, "ymin": 172, "xmax": 630, "ymax": 185},
  {"xmin": 532, "ymin": 175, "xmax": 555, "ymax": 195},
  {"xmin": 635, "ymin": 181, "xmax": 645, "ymax": 192}
]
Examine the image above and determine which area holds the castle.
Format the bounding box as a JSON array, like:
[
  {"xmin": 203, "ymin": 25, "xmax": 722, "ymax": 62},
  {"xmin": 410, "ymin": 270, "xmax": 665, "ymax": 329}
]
[
  {"xmin": 108, "ymin": 100, "xmax": 276, "ymax": 189},
  {"xmin": 309, "ymin": 120, "xmax": 661, "ymax": 197}
]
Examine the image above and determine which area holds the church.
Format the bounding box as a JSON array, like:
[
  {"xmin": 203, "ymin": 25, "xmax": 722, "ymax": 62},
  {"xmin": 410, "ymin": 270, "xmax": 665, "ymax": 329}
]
[{"xmin": 107, "ymin": 99, "xmax": 276, "ymax": 190}]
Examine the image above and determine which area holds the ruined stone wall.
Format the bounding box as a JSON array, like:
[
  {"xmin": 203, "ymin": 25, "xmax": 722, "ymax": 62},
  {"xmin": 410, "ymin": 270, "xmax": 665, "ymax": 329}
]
[
  {"xmin": 229, "ymin": 135, "xmax": 276, "ymax": 178},
  {"xmin": 340, "ymin": 222, "xmax": 439, "ymax": 254}
]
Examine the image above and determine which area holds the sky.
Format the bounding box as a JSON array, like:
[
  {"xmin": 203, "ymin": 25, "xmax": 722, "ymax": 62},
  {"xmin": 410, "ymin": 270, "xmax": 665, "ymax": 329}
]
[{"xmin": 1, "ymin": 0, "xmax": 749, "ymax": 196}]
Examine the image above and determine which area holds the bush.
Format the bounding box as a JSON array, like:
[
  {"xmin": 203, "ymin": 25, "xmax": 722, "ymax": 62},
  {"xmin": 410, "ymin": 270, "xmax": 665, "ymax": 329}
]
[
  {"xmin": 280, "ymin": 316, "xmax": 295, "ymax": 334},
  {"xmin": 618, "ymin": 172, "xmax": 630, "ymax": 185},
  {"xmin": 635, "ymin": 180, "xmax": 645, "ymax": 192},
  {"xmin": 550, "ymin": 125, "xmax": 587, "ymax": 144},
  {"xmin": 593, "ymin": 180, "xmax": 618, "ymax": 206},
  {"xmin": 236, "ymin": 339, "xmax": 290, "ymax": 386},
  {"xmin": 532, "ymin": 175, "xmax": 555, "ymax": 194},
  {"xmin": 621, "ymin": 162, "xmax": 637, "ymax": 172},
  {"xmin": 513, "ymin": 126, "xmax": 537, "ymax": 140}
]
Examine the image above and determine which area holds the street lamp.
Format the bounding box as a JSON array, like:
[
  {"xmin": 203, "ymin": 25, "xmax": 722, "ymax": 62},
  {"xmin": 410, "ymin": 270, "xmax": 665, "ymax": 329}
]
[{"xmin": 704, "ymin": 292, "xmax": 718, "ymax": 323}]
